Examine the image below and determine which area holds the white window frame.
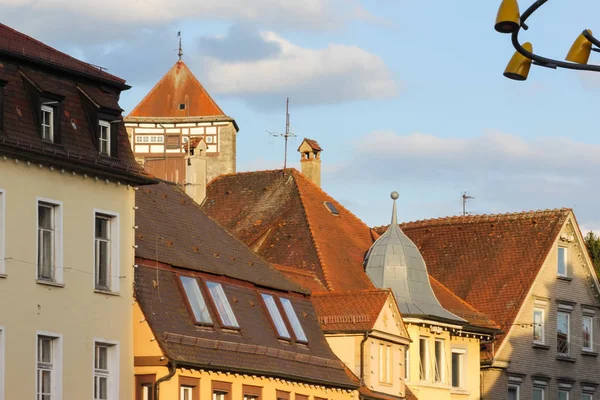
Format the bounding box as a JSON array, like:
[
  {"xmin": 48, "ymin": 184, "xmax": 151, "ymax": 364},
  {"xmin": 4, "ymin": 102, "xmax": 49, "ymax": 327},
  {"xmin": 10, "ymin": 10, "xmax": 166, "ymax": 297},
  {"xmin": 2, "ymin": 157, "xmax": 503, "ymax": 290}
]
[
  {"xmin": 93, "ymin": 210, "xmax": 120, "ymax": 293},
  {"xmin": 99, "ymin": 120, "xmax": 111, "ymax": 156},
  {"xmin": 379, "ymin": 343, "xmax": 392, "ymax": 384},
  {"xmin": 36, "ymin": 198, "xmax": 63, "ymax": 284},
  {"xmin": 180, "ymin": 386, "xmax": 193, "ymax": 400},
  {"xmin": 451, "ymin": 348, "xmax": 466, "ymax": 389},
  {"xmin": 558, "ymin": 246, "xmax": 568, "ymax": 277},
  {"xmin": 434, "ymin": 338, "xmax": 445, "ymax": 384},
  {"xmin": 557, "ymin": 310, "xmax": 571, "ymax": 356},
  {"xmin": 533, "ymin": 386, "xmax": 545, "ymax": 400},
  {"xmin": 92, "ymin": 339, "xmax": 119, "ymax": 400},
  {"xmin": 0, "ymin": 189, "xmax": 5, "ymax": 275},
  {"xmin": 419, "ymin": 337, "xmax": 429, "ymax": 382},
  {"xmin": 581, "ymin": 386, "xmax": 595, "ymax": 400},
  {"xmin": 583, "ymin": 310, "xmax": 594, "ymax": 352},
  {"xmin": 508, "ymin": 384, "xmax": 520, "ymax": 400},
  {"xmin": 533, "ymin": 307, "xmax": 545, "ymax": 344},
  {"xmin": 36, "ymin": 332, "xmax": 62, "ymax": 400},
  {"xmin": 205, "ymin": 281, "xmax": 239, "ymax": 328},
  {"xmin": 41, "ymin": 105, "xmax": 54, "ymax": 142},
  {"xmin": 404, "ymin": 347, "xmax": 410, "ymax": 382},
  {"xmin": 0, "ymin": 327, "xmax": 4, "ymax": 400}
]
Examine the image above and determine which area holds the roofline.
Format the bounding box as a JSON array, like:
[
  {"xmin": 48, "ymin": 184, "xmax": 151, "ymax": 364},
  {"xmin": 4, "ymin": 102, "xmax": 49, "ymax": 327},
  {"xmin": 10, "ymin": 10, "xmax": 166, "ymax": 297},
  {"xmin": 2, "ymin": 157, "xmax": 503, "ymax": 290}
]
[
  {"xmin": 124, "ymin": 115, "xmax": 239, "ymax": 131},
  {"xmin": 0, "ymin": 48, "xmax": 130, "ymax": 90}
]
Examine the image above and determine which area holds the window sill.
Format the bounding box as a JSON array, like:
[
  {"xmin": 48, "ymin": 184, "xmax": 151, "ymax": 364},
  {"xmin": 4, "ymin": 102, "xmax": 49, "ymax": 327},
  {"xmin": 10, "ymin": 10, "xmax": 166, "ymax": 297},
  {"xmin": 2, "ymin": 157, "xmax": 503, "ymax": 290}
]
[
  {"xmin": 556, "ymin": 355, "xmax": 577, "ymax": 363},
  {"xmin": 556, "ymin": 276, "xmax": 572, "ymax": 282},
  {"xmin": 36, "ymin": 279, "xmax": 65, "ymax": 288},
  {"xmin": 0, "ymin": 274, "xmax": 7, "ymax": 279},
  {"xmin": 582, "ymin": 350, "xmax": 598, "ymax": 357},
  {"xmin": 532, "ymin": 343, "xmax": 551, "ymax": 350},
  {"xmin": 450, "ymin": 389, "xmax": 470, "ymax": 395},
  {"xmin": 94, "ymin": 288, "xmax": 120, "ymax": 296}
]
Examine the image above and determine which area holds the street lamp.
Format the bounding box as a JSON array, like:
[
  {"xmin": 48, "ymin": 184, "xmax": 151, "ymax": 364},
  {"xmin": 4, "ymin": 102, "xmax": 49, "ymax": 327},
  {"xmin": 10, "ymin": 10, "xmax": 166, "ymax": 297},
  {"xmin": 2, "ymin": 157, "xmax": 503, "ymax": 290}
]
[{"xmin": 495, "ymin": 0, "xmax": 600, "ymax": 81}]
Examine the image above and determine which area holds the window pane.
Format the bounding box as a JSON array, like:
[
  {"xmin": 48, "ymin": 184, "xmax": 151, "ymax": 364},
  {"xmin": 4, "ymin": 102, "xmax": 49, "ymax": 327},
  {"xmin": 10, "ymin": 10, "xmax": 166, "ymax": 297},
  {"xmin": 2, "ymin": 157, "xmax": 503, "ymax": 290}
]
[
  {"xmin": 142, "ymin": 385, "xmax": 153, "ymax": 400},
  {"xmin": 583, "ymin": 316, "xmax": 593, "ymax": 350},
  {"xmin": 99, "ymin": 376, "xmax": 108, "ymax": 400},
  {"xmin": 206, "ymin": 281, "xmax": 239, "ymax": 328},
  {"xmin": 96, "ymin": 240, "xmax": 110, "ymax": 288},
  {"xmin": 557, "ymin": 312, "xmax": 570, "ymax": 355},
  {"xmin": 558, "ymin": 247, "xmax": 567, "ymax": 275},
  {"xmin": 280, "ymin": 298, "xmax": 307, "ymax": 342},
  {"xmin": 96, "ymin": 345, "xmax": 108, "ymax": 370},
  {"xmin": 434, "ymin": 340, "xmax": 443, "ymax": 382},
  {"xmin": 41, "ymin": 370, "xmax": 51, "ymax": 394},
  {"xmin": 508, "ymin": 387, "xmax": 518, "ymax": 400},
  {"xmin": 533, "ymin": 309, "xmax": 544, "ymax": 342},
  {"xmin": 419, "ymin": 338, "xmax": 427, "ymax": 380},
  {"xmin": 180, "ymin": 276, "xmax": 212, "ymax": 324},
  {"xmin": 39, "ymin": 337, "xmax": 52, "ymax": 363},
  {"xmin": 558, "ymin": 390, "xmax": 568, "ymax": 400},
  {"xmin": 261, "ymin": 294, "xmax": 290, "ymax": 338},
  {"xmin": 96, "ymin": 217, "xmax": 110, "ymax": 239},
  {"xmin": 39, "ymin": 205, "xmax": 53, "ymax": 230},
  {"xmin": 582, "ymin": 394, "xmax": 592, "ymax": 400},
  {"xmin": 451, "ymin": 352, "xmax": 461, "ymax": 388},
  {"xmin": 533, "ymin": 388, "xmax": 544, "ymax": 400}
]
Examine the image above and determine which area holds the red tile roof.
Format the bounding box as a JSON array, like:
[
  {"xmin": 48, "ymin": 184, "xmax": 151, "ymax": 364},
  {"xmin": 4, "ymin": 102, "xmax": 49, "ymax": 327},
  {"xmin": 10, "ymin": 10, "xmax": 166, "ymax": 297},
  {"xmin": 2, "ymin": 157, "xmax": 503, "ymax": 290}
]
[
  {"xmin": 274, "ymin": 264, "xmax": 327, "ymax": 292},
  {"xmin": 298, "ymin": 138, "xmax": 322, "ymax": 152},
  {"xmin": 128, "ymin": 60, "xmax": 226, "ymax": 118},
  {"xmin": 311, "ymin": 289, "xmax": 392, "ymax": 332},
  {"xmin": 0, "ymin": 23, "xmax": 125, "ymax": 86},
  {"xmin": 374, "ymin": 209, "xmax": 570, "ymax": 343},
  {"xmin": 203, "ymin": 169, "xmax": 376, "ymax": 292}
]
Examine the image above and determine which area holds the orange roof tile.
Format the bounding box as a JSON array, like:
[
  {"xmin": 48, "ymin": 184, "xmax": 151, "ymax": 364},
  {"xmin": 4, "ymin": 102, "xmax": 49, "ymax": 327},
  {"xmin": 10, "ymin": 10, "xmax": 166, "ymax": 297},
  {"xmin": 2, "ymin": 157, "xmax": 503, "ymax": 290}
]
[
  {"xmin": 273, "ymin": 264, "xmax": 327, "ymax": 292},
  {"xmin": 374, "ymin": 209, "xmax": 570, "ymax": 344},
  {"xmin": 128, "ymin": 60, "xmax": 226, "ymax": 118},
  {"xmin": 311, "ymin": 289, "xmax": 391, "ymax": 332},
  {"xmin": 298, "ymin": 138, "xmax": 322, "ymax": 152}
]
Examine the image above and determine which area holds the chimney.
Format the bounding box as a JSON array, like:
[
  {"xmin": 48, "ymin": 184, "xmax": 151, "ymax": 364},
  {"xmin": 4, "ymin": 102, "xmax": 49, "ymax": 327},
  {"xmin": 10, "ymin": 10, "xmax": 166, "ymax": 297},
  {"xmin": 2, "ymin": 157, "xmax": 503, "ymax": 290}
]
[
  {"xmin": 297, "ymin": 138, "xmax": 322, "ymax": 187},
  {"xmin": 185, "ymin": 138, "xmax": 208, "ymax": 204}
]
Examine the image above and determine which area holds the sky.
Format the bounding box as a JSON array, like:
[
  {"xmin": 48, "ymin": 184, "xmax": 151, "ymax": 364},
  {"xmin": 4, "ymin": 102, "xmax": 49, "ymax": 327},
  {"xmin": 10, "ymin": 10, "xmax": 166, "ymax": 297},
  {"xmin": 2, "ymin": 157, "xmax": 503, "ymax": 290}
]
[{"xmin": 3, "ymin": 0, "xmax": 600, "ymax": 231}]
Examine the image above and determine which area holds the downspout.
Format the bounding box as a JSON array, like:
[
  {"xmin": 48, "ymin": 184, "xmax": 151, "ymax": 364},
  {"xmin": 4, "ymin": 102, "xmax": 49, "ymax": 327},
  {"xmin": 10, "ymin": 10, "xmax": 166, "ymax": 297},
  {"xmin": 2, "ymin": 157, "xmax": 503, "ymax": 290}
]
[
  {"xmin": 154, "ymin": 362, "xmax": 177, "ymax": 400},
  {"xmin": 360, "ymin": 331, "xmax": 372, "ymax": 385}
]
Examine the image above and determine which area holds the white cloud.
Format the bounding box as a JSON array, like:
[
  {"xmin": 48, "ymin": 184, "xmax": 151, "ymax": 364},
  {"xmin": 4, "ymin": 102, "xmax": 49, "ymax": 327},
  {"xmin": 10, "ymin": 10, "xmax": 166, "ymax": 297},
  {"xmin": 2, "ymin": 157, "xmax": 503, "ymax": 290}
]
[{"xmin": 196, "ymin": 31, "xmax": 398, "ymax": 108}]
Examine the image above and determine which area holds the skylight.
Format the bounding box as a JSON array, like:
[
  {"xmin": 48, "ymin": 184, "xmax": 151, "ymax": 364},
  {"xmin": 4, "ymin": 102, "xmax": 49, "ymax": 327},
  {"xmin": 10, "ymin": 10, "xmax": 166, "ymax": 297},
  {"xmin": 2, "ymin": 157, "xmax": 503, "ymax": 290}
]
[
  {"xmin": 261, "ymin": 294, "xmax": 290, "ymax": 339},
  {"xmin": 180, "ymin": 276, "xmax": 212, "ymax": 324},
  {"xmin": 323, "ymin": 201, "xmax": 339, "ymax": 216},
  {"xmin": 206, "ymin": 281, "xmax": 239, "ymax": 328},
  {"xmin": 280, "ymin": 298, "xmax": 307, "ymax": 342}
]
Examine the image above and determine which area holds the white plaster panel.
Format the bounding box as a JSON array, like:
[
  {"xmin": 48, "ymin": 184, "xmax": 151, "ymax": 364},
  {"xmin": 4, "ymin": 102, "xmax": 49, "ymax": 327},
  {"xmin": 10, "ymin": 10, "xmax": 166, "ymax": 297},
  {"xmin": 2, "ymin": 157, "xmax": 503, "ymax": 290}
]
[
  {"xmin": 124, "ymin": 123, "xmax": 138, "ymax": 127},
  {"xmin": 175, "ymin": 123, "xmax": 197, "ymax": 127},
  {"xmin": 182, "ymin": 128, "xmax": 189, "ymax": 134},
  {"xmin": 190, "ymin": 127, "xmax": 205, "ymax": 135},
  {"xmin": 165, "ymin": 149, "xmax": 181, "ymax": 153},
  {"xmin": 206, "ymin": 126, "xmax": 217, "ymax": 134},
  {"xmin": 197, "ymin": 123, "xmax": 211, "ymax": 126},
  {"xmin": 135, "ymin": 128, "xmax": 165, "ymax": 134},
  {"xmin": 150, "ymin": 145, "xmax": 164, "ymax": 153},
  {"xmin": 166, "ymin": 128, "xmax": 180, "ymax": 133},
  {"xmin": 135, "ymin": 145, "xmax": 149, "ymax": 153},
  {"xmin": 207, "ymin": 145, "xmax": 217, "ymax": 153},
  {"xmin": 139, "ymin": 123, "xmax": 156, "ymax": 128},
  {"xmin": 213, "ymin": 122, "xmax": 228, "ymax": 126},
  {"xmin": 161, "ymin": 124, "xmax": 175, "ymax": 128}
]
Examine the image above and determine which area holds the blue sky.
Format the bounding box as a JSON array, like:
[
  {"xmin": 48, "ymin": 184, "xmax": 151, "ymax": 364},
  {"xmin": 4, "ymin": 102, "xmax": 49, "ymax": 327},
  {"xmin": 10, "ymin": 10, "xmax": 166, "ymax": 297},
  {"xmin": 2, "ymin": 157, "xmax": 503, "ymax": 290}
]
[{"xmin": 3, "ymin": 0, "xmax": 600, "ymax": 230}]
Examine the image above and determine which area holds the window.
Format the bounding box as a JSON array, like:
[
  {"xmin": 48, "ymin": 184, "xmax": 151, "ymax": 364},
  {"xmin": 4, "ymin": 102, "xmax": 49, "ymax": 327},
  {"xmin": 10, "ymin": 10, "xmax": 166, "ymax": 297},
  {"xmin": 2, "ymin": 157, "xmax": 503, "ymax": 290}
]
[
  {"xmin": 533, "ymin": 387, "xmax": 545, "ymax": 400},
  {"xmin": 379, "ymin": 343, "xmax": 392, "ymax": 384},
  {"xmin": 261, "ymin": 293, "xmax": 290, "ymax": 339},
  {"xmin": 166, "ymin": 135, "xmax": 181, "ymax": 149},
  {"xmin": 99, "ymin": 121, "xmax": 110, "ymax": 155},
  {"xmin": 581, "ymin": 387, "xmax": 595, "ymax": 400},
  {"xmin": 280, "ymin": 298, "xmax": 307, "ymax": 342},
  {"xmin": 434, "ymin": 339, "xmax": 444, "ymax": 383},
  {"xmin": 558, "ymin": 247, "xmax": 568, "ymax": 277},
  {"xmin": 37, "ymin": 334, "xmax": 61, "ymax": 400},
  {"xmin": 419, "ymin": 337, "xmax": 429, "ymax": 381},
  {"xmin": 212, "ymin": 381, "xmax": 231, "ymax": 400},
  {"xmin": 206, "ymin": 281, "xmax": 239, "ymax": 328},
  {"xmin": 181, "ymin": 387, "xmax": 193, "ymax": 400},
  {"xmin": 179, "ymin": 103, "xmax": 186, "ymax": 110},
  {"xmin": 533, "ymin": 307, "xmax": 545, "ymax": 344},
  {"xmin": 95, "ymin": 215, "xmax": 111, "ymax": 290},
  {"xmin": 179, "ymin": 377, "xmax": 198, "ymax": 400},
  {"xmin": 582, "ymin": 394, "xmax": 593, "ymax": 400},
  {"xmin": 94, "ymin": 341, "xmax": 118, "ymax": 400},
  {"xmin": 205, "ymin": 136, "xmax": 214, "ymax": 144},
  {"xmin": 179, "ymin": 276, "xmax": 212, "ymax": 324},
  {"xmin": 404, "ymin": 347, "xmax": 410, "ymax": 381},
  {"xmin": 276, "ymin": 391, "xmax": 290, "ymax": 400},
  {"xmin": 242, "ymin": 385, "xmax": 261, "ymax": 400},
  {"xmin": 41, "ymin": 105, "xmax": 54, "ymax": 142},
  {"xmin": 451, "ymin": 349, "xmax": 466, "ymax": 389},
  {"xmin": 323, "ymin": 201, "xmax": 339, "ymax": 216},
  {"xmin": 135, "ymin": 375, "xmax": 155, "ymax": 400},
  {"xmin": 583, "ymin": 314, "xmax": 593, "ymax": 352},
  {"xmin": 557, "ymin": 311, "xmax": 570, "ymax": 356},
  {"xmin": 37, "ymin": 200, "xmax": 62, "ymax": 283},
  {"xmin": 508, "ymin": 385, "xmax": 520, "ymax": 400},
  {"xmin": 0, "ymin": 189, "xmax": 5, "ymax": 275},
  {"xmin": 559, "ymin": 390, "xmax": 569, "ymax": 400},
  {"xmin": 135, "ymin": 135, "xmax": 164, "ymax": 144}
]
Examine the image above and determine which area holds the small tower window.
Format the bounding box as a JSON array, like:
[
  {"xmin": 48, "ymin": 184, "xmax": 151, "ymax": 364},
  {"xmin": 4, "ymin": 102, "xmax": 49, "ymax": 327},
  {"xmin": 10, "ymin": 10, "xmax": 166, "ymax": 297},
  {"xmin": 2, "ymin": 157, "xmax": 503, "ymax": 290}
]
[
  {"xmin": 179, "ymin": 103, "xmax": 186, "ymax": 110},
  {"xmin": 323, "ymin": 202, "xmax": 339, "ymax": 216}
]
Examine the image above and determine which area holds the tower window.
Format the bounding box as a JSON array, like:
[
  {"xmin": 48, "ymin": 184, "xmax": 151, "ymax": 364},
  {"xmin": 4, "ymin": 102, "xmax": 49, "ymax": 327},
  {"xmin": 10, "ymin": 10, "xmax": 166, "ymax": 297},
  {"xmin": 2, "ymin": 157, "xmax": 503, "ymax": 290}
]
[
  {"xmin": 323, "ymin": 202, "xmax": 339, "ymax": 216},
  {"xmin": 179, "ymin": 103, "xmax": 186, "ymax": 110}
]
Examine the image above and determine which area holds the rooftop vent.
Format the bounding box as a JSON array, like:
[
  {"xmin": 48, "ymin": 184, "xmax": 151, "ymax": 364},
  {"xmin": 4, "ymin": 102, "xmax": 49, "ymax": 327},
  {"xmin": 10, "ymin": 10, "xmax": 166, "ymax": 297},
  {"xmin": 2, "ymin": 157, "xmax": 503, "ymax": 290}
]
[{"xmin": 323, "ymin": 201, "xmax": 339, "ymax": 216}]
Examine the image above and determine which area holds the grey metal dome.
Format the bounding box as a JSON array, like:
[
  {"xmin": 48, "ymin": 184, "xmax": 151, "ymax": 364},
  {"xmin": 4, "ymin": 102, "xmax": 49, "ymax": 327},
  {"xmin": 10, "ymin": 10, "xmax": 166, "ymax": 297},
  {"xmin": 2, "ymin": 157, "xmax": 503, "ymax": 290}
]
[{"xmin": 365, "ymin": 193, "xmax": 465, "ymax": 324}]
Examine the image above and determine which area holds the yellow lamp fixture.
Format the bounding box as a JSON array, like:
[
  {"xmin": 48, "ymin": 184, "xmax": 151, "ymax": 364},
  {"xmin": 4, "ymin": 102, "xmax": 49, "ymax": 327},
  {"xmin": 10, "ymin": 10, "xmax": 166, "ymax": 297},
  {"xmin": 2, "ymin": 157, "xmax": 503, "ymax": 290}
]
[
  {"xmin": 504, "ymin": 42, "xmax": 533, "ymax": 81},
  {"xmin": 566, "ymin": 30, "xmax": 593, "ymax": 64},
  {"xmin": 495, "ymin": 0, "xmax": 521, "ymax": 33}
]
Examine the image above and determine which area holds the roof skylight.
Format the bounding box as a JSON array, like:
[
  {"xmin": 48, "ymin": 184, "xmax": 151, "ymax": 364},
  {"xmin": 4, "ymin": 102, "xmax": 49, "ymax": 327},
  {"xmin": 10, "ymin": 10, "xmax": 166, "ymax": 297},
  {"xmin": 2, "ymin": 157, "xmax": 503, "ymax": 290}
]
[
  {"xmin": 180, "ymin": 276, "xmax": 212, "ymax": 324},
  {"xmin": 261, "ymin": 293, "xmax": 291, "ymax": 339},
  {"xmin": 206, "ymin": 281, "xmax": 239, "ymax": 328},
  {"xmin": 281, "ymin": 298, "xmax": 307, "ymax": 342},
  {"xmin": 323, "ymin": 201, "xmax": 339, "ymax": 216}
]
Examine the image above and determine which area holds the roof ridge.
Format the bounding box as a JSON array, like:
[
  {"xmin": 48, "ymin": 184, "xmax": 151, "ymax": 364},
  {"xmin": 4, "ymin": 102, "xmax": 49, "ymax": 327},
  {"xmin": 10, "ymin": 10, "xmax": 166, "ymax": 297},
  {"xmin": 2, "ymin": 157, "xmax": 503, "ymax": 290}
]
[
  {"xmin": 312, "ymin": 289, "xmax": 391, "ymax": 297},
  {"xmin": 208, "ymin": 168, "xmax": 295, "ymax": 185},
  {"xmin": 390, "ymin": 207, "xmax": 573, "ymax": 229}
]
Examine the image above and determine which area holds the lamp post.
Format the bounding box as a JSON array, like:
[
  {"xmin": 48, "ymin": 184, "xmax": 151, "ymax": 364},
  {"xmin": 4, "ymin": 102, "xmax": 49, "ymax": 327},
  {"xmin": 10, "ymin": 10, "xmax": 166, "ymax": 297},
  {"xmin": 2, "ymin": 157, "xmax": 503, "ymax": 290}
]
[{"xmin": 495, "ymin": 0, "xmax": 600, "ymax": 80}]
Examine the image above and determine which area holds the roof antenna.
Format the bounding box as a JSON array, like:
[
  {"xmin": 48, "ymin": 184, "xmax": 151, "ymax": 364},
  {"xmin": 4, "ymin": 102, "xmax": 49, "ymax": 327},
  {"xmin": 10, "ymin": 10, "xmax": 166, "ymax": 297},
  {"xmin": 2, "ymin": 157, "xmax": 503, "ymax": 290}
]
[
  {"xmin": 462, "ymin": 191, "xmax": 475, "ymax": 216},
  {"xmin": 177, "ymin": 31, "xmax": 183, "ymax": 61},
  {"xmin": 267, "ymin": 97, "xmax": 297, "ymax": 170}
]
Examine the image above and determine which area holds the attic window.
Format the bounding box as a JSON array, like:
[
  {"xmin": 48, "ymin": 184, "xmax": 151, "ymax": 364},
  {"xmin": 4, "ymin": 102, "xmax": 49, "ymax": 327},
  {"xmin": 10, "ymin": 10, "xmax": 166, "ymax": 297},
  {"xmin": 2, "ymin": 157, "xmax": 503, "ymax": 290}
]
[
  {"xmin": 280, "ymin": 298, "xmax": 307, "ymax": 342},
  {"xmin": 323, "ymin": 201, "xmax": 339, "ymax": 216},
  {"xmin": 206, "ymin": 281, "xmax": 239, "ymax": 328},
  {"xmin": 179, "ymin": 103, "xmax": 186, "ymax": 110},
  {"xmin": 261, "ymin": 293, "xmax": 291, "ymax": 339},
  {"xmin": 179, "ymin": 276, "xmax": 212, "ymax": 325}
]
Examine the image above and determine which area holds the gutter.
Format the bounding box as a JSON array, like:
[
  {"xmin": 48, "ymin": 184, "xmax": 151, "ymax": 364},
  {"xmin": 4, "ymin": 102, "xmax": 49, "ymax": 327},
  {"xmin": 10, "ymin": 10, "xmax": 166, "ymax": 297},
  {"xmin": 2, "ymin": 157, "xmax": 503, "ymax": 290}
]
[
  {"xmin": 154, "ymin": 362, "xmax": 176, "ymax": 400},
  {"xmin": 359, "ymin": 331, "xmax": 372, "ymax": 385}
]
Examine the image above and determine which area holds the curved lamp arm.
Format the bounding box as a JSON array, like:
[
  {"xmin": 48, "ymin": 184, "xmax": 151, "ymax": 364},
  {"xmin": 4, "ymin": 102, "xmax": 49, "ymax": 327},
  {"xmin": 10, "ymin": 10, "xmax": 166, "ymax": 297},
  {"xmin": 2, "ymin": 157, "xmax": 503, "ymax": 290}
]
[{"xmin": 511, "ymin": 0, "xmax": 600, "ymax": 72}]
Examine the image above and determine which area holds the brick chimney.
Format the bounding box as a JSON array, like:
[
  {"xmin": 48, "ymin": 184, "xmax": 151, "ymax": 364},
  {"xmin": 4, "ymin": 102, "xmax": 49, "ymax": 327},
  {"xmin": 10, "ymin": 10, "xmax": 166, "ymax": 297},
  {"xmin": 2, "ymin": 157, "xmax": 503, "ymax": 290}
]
[
  {"xmin": 185, "ymin": 138, "xmax": 208, "ymax": 204},
  {"xmin": 298, "ymin": 138, "xmax": 322, "ymax": 187}
]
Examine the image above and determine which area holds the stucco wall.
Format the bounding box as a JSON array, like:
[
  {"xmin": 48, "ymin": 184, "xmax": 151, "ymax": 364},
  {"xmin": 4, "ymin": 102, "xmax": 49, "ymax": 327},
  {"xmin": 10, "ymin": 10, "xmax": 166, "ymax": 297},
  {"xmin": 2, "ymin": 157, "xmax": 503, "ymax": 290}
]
[
  {"xmin": 0, "ymin": 159, "xmax": 135, "ymax": 400},
  {"xmin": 486, "ymin": 216, "xmax": 600, "ymax": 400}
]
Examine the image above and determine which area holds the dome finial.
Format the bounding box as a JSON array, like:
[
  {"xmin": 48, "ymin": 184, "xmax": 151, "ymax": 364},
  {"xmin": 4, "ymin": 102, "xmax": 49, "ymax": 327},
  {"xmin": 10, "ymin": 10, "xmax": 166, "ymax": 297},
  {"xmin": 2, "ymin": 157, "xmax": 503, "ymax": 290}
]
[{"xmin": 390, "ymin": 191, "xmax": 399, "ymax": 225}]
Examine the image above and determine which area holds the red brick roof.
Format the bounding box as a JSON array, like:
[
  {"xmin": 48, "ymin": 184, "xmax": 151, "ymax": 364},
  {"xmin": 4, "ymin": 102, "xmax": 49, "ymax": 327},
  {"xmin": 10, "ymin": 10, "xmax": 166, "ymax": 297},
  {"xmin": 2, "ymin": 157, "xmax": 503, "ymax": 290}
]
[
  {"xmin": 128, "ymin": 60, "xmax": 226, "ymax": 118},
  {"xmin": 203, "ymin": 169, "xmax": 376, "ymax": 292},
  {"xmin": 375, "ymin": 209, "xmax": 570, "ymax": 342},
  {"xmin": 0, "ymin": 23, "xmax": 125, "ymax": 85},
  {"xmin": 311, "ymin": 289, "xmax": 391, "ymax": 332}
]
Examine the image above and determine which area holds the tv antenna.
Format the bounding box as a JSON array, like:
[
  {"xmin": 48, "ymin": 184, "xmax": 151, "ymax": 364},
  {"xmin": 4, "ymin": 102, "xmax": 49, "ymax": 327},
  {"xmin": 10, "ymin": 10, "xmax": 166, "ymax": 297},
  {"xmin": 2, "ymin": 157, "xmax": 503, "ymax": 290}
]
[
  {"xmin": 462, "ymin": 192, "xmax": 475, "ymax": 216},
  {"xmin": 267, "ymin": 97, "xmax": 296, "ymax": 170},
  {"xmin": 177, "ymin": 31, "xmax": 183, "ymax": 60}
]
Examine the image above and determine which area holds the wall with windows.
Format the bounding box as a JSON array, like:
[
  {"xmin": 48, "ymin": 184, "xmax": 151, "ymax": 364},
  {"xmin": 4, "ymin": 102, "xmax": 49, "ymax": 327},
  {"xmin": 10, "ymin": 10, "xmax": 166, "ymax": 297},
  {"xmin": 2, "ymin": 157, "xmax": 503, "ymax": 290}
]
[
  {"xmin": 488, "ymin": 215, "xmax": 600, "ymax": 400},
  {"xmin": 0, "ymin": 159, "xmax": 135, "ymax": 400},
  {"xmin": 404, "ymin": 324, "xmax": 482, "ymax": 400}
]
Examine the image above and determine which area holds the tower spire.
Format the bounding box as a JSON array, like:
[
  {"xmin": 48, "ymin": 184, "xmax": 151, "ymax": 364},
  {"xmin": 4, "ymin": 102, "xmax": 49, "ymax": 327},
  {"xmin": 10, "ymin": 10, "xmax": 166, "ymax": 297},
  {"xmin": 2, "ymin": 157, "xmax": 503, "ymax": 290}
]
[
  {"xmin": 391, "ymin": 191, "xmax": 399, "ymax": 225},
  {"xmin": 177, "ymin": 31, "xmax": 183, "ymax": 61}
]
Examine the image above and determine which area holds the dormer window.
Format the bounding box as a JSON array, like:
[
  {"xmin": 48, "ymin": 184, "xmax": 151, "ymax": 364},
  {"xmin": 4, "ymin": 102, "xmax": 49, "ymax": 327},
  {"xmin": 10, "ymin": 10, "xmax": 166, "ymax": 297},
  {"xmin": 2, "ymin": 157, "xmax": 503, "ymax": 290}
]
[
  {"xmin": 99, "ymin": 120, "xmax": 110, "ymax": 155},
  {"xmin": 41, "ymin": 105, "xmax": 54, "ymax": 142}
]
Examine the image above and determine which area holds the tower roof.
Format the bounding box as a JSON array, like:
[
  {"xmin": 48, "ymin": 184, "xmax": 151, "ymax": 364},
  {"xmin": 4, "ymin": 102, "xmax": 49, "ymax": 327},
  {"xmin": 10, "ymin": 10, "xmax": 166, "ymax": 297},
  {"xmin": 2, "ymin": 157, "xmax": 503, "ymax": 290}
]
[
  {"xmin": 127, "ymin": 60, "xmax": 227, "ymax": 118},
  {"xmin": 365, "ymin": 193, "xmax": 465, "ymax": 325}
]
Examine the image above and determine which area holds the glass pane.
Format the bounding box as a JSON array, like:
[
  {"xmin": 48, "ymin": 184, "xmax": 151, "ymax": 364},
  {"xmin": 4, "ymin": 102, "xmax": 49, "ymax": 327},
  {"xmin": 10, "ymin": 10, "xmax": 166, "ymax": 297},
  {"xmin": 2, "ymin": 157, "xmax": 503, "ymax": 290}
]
[
  {"xmin": 39, "ymin": 337, "xmax": 52, "ymax": 363},
  {"xmin": 558, "ymin": 247, "xmax": 567, "ymax": 275},
  {"xmin": 143, "ymin": 385, "xmax": 153, "ymax": 400},
  {"xmin": 533, "ymin": 309, "xmax": 543, "ymax": 342},
  {"xmin": 96, "ymin": 217, "xmax": 110, "ymax": 239},
  {"xmin": 451, "ymin": 353, "xmax": 460, "ymax": 387},
  {"xmin": 206, "ymin": 281, "xmax": 239, "ymax": 327},
  {"xmin": 533, "ymin": 388, "xmax": 543, "ymax": 400},
  {"xmin": 99, "ymin": 376, "xmax": 108, "ymax": 400},
  {"xmin": 96, "ymin": 345, "xmax": 108, "ymax": 370},
  {"xmin": 419, "ymin": 338, "xmax": 427, "ymax": 380},
  {"xmin": 261, "ymin": 294, "xmax": 290, "ymax": 338},
  {"xmin": 557, "ymin": 312, "xmax": 570, "ymax": 355},
  {"xmin": 583, "ymin": 317, "xmax": 592, "ymax": 350},
  {"xmin": 96, "ymin": 240, "xmax": 110, "ymax": 288},
  {"xmin": 180, "ymin": 276, "xmax": 212, "ymax": 324},
  {"xmin": 558, "ymin": 390, "xmax": 568, "ymax": 400},
  {"xmin": 434, "ymin": 340, "xmax": 443, "ymax": 382},
  {"xmin": 41, "ymin": 370, "xmax": 51, "ymax": 394},
  {"xmin": 39, "ymin": 205, "xmax": 53, "ymax": 230},
  {"xmin": 507, "ymin": 387, "xmax": 517, "ymax": 400},
  {"xmin": 280, "ymin": 298, "xmax": 307, "ymax": 342}
]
